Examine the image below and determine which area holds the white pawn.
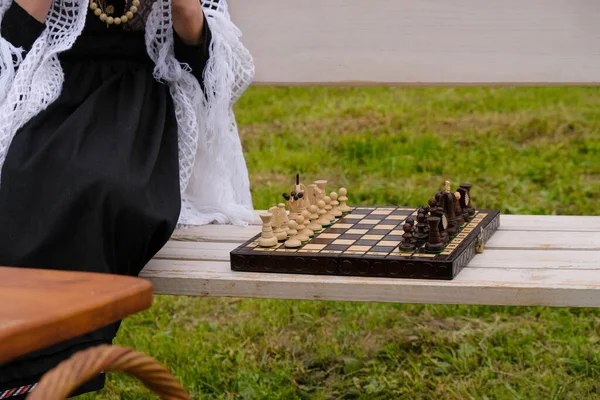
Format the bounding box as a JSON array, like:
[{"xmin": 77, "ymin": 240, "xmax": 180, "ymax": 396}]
[
  {"xmin": 316, "ymin": 200, "xmax": 331, "ymax": 226},
  {"xmin": 278, "ymin": 203, "xmax": 290, "ymax": 237},
  {"xmin": 284, "ymin": 220, "xmax": 302, "ymax": 248},
  {"xmin": 338, "ymin": 187, "xmax": 351, "ymax": 214},
  {"xmin": 301, "ymin": 210, "xmax": 315, "ymax": 238},
  {"xmin": 323, "ymin": 196, "xmax": 335, "ymax": 222},
  {"xmin": 308, "ymin": 205, "xmax": 323, "ymax": 234},
  {"xmin": 258, "ymin": 212, "xmax": 278, "ymax": 247},
  {"xmin": 294, "ymin": 215, "xmax": 310, "ymax": 242},
  {"xmin": 329, "ymin": 192, "xmax": 343, "ymax": 218}
]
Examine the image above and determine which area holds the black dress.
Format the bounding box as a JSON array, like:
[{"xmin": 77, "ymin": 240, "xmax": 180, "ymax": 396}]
[{"xmin": 0, "ymin": 2, "xmax": 211, "ymax": 397}]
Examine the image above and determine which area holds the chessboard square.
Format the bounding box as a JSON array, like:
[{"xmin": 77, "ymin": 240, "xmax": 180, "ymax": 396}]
[
  {"xmin": 344, "ymin": 214, "xmax": 365, "ymax": 220},
  {"xmin": 371, "ymin": 209, "xmax": 393, "ymax": 215},
  {"xmin": 390, "ymin": 229, "xmax": 405, "ymax": 235},
  {"xmin": 333, "ymin": 239, "xmax": 356, "ymax": 245},
  {"xmin": 363, "ymin": 234, "xmax": 385, "ymax": 240},
  {"xmin": 311, "ymin": 238, "xmax": 335, "ymax": 245},
  {"xmin": 355, "ymin": 224, "xmax": 377, "ymax": 229},
  {"xmin": 366, "ymin": 213, "xmax": 387, "ymax": 219},
  {"xmin": 370, "ymin": 229, "xmax": 393, "ymax": 235},
  {"xmin": 348, "ymin": 245, "xmax": 372, "ymax": 252},
  {"xmin": 304, "ymin": 244, "xmax": 327, "ymax": 250},
  {"xmin": 327, "ymin": 228, "xmax": 348, "ymax": 234},
  {"xmin": 384, "ymin": 235, "xmax": 404, "ymax": 241},
  {"xmin": 344, "ymin": 250, "xmax": 367, "ymax": 255},
  {"xmin": 247, "ymin": 242, "xmax": 258, "ymax": 248},
  {"xmin": 375, "ymin": 224, "xmax": 397, "ymax": 230},
  {"xmin": 379, "ymin": 240, "xmax": 401, "ymax": 247},
  {"xmin": 325, "ymin": 244, "xmax": 350, "ymax": 251},
  {"xmin": 386, "ymin": 215, "xmax": 405, "ymax": 220},
  {"xmin": 347, "ymin": 229, "xmax": 369, "ymax": 234},
  {"xmin": 334, "ymin": 224, "xmax": 354, "ymax": 229},
  {"xmin": 371, "ymin": 246, "xmax": 395, "ymax": 253},
  {"xmin": 318, "ymin": 233, "xmax": 341, "ymax": 239},
  {"xmin": 361, "ymin": 219, "xmax": 380, "ymax": 224},
  {"xmin": 355, "ymin": 239, "xmax": 379, "ymax": 246},
  {"xmin": 352, "ymin": 208, "xmax": 371, "ymax": 214},
  {"xmin": 339, "ymin": 234, "xmax": 363, "ymax": 240}
]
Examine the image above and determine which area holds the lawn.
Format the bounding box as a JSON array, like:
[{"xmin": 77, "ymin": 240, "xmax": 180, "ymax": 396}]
[{"xmin": 86, "ymin": 86, "xmax": 600, "ymax": 399}]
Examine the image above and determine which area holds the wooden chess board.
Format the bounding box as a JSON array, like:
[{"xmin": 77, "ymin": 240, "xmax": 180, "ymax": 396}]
[{"xmin": 230, "ymin": 206, "xmax": 500, "ymax": 280}]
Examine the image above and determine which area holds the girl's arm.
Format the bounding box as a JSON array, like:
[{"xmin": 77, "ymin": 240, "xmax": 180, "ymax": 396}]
[
  {"xmin": 14, "ymin": 0, "xmax": 53, "ymax": 23},
  {"xmin": 1, "ymin": 1, "xmax": 47, "ymax": 53}
]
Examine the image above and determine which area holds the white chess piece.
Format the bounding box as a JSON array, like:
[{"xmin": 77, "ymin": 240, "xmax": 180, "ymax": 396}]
[
  {"xmin": 294, "ymin": 215, "xmax": 310, "ymax": 242},
  {"xmin": 284, "ymin": 220, "xmax": 302, "ymax": 248},
  {"xmin": 329, "ymin": 192, "xmax": 343, "ymax": 218},
  {"xmin": 316, "ymin": 200, "xmax": 331, "ymax": 226},
  {"xmin": 258, "ymin": 212, "xmax": 278, "ymax": 247},
  {"xmin": 338, "ymin": 187, "xmax": 351, "ymax": 214},
  {"xmin": 301, "ymin": 210, "xmax": 315, "ymax": 238},
  {"xmin": 323, "ymin": 196, "xmax": 335, "ymax": 222},
  {"xmin": 308, "ymin": 205, "xmax": 323, "ymax": 233}
]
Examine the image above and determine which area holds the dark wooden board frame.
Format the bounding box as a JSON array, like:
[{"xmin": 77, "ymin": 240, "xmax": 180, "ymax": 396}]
[{"xmin": 230, "ymin": 207, "xmax": 501, "ymax": 280}]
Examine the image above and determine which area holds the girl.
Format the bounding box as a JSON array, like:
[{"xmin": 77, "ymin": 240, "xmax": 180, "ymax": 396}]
[{"xmin": 0, "ymin": 0, "xmax": 254, "ymax": 397}]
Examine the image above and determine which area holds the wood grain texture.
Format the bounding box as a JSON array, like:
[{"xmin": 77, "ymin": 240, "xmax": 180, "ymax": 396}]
[
  {"xmin": 151, "ymin": 213, "xmax": 600, "ymax": 305},
  {"xmin": 0, "ymin": 267, "xmax": 152, "ymax": 364},
  {"xmin": 140, "ymin": 260, "xmax": 600, "ymax": 307},
  {"xmin": 228, "ymin": 0, "xmax": 600, "ymax": 85}
]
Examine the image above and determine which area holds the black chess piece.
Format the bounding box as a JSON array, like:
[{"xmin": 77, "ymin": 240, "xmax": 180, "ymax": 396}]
[
  {"xmin": 459, "ymin": 183, "xmax": 475, "ymax": 218},
  {"xmin": 425, "ymin": 217, "xmax": 445, "ymax": 253},
  {"xmin": 413, "ymin": 213, "xmax": 429, "ymax": 243},
  {"xmin": 405, "ymin": 217, "xmax": 417, "ymax": 245},
  {"xmin": 399, "ymin": 222, "xmax": 416, "ymax": 252},
  {"xmin": 454, "ymin": 192, "xmax": 465, "ymax": 227},
  {"xmin": 430, "ymin": 208, "xmax": 449, "ymax": 244},
  {"xmin": 439, "ymin": 191, "xmax": 458, "ymax": 238}
]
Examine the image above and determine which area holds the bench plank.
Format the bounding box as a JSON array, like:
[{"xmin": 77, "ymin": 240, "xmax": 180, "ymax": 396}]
[
  {"xmin": 141, "ymin": 260, "xmax": 600, "ymax": 307},
  {"xmin": 229, "ymin": 0, "xmax": 600, "ymax": 85},
  {"xmin": 149, "ymin": 214, "xmax": 600, "ymax": 306}
]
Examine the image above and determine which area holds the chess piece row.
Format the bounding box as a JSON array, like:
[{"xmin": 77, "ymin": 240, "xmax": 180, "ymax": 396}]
[
  {"xmin": 258, "ymin": 186, "xmax": 351, "ymax": 248},
  {"xmin": 398, "ymin": 181, "xmax": 475, "ymax": 254}
]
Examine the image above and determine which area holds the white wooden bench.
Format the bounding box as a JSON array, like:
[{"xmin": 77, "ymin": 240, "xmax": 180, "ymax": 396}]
[{"xmin": 142, "ymin": 0, "xmax": 600, "ymax": 307}]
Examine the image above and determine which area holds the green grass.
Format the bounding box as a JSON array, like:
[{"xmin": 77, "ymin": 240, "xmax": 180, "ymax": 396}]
[{"xmin": 85, "ymin": 87, "xmax": 600, "ymax": 399}]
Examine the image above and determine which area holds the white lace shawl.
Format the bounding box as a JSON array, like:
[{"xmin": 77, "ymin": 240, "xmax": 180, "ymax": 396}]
[{"xmin": 0, "ymin": 0, "xmax": 256, "ymax": 227}]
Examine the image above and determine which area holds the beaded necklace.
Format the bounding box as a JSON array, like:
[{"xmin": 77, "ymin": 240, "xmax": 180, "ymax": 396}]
[{"xmin": 89, "ymin": 0, "xmax": 141, "ymax": 25}]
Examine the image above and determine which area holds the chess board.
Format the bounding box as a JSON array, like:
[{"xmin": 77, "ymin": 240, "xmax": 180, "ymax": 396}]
[{"xmin": 230, "ymin": 206, "xmax": 501, "ymax": 280}]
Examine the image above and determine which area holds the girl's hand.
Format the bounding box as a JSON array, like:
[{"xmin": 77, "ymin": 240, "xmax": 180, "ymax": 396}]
[{"xmin": 172, "ymin": 0, "xmax": 206, "ymax": 45}]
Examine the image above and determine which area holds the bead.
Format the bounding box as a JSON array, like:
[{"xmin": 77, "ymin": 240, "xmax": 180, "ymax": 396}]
[
  {"xmin": 100, "ymin": 13, "xmax": 107, "ymax": 21},
  {"xmin": 106, "ymin": 16, "xmax": 114, "ymax": 24},
  {"xmin": 132, "ymin": 0, "xmax": 140, "ymax": 6},
  {"xmin": 130, "ymin": 6, "xmax": 137, "ymax": 13},
  {"xmin": 120, "ymin": 15, "xmax": 128, "ymax": 23},
  {"xmin": 94, "ymin": 8, "xmax": 102, "ymax": 16},
  {"xmin": 126, "ymin": 11, "xmax": 134, "ymax": 19},
  {"xmin": 114, "ymin": 17, "xmax": 121, "ymax": 25},
  {"xmin": 90, "ymin": 2, "xmax": 98, "ymax": 10}
]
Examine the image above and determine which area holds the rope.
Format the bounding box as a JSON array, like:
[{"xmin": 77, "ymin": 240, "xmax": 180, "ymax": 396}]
[{"xmin": 26, "ymin": 345, "xmax": 191, "ymax": 400}]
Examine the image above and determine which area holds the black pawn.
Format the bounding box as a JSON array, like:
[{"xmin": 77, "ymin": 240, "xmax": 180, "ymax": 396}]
[
  {"xmin": 399, "ymin": 222, "xmax": 416, "ymax": 252},
  {"xmin": 459, "ymin": 183, "xmax": 475, "ymax": 218},
  {"xmin": 425, "ymin": 217, "xmax": 445, "ymax": 253},
  {"xmin": 413, "ymin": 213, "xmax": 428, "ymax": 243},
  {"xmin": 454, "ymin": 192, "xmax": 465, "ymax": 227}
]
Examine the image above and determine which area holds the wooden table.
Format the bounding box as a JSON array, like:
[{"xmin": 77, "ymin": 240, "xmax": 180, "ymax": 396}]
[
  {"xmin": 0, "ymin": 267, "xmax": 152, "ymax": 365},
  {"xmin": 143, "ymin": 214, "xmax": 600, "ymax": 308}
]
